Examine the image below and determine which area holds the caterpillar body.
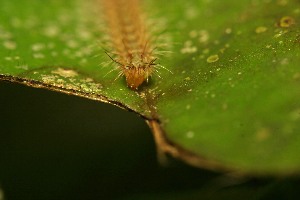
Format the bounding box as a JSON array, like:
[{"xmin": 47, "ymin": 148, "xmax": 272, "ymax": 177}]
[{"xmin": 101, "ymin": 0, "xmax": 158, "ymax": 90}]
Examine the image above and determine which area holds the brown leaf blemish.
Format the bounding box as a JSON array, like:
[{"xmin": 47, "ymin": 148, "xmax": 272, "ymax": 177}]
[{"xmin": 278, "ymin": 16, "xmax": 295, "ymax": 28}]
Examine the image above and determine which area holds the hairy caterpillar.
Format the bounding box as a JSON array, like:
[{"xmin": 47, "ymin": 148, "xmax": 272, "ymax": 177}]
[{"xmin": 100, "ymin": 0, "xmax": 158, "ymax": 90}]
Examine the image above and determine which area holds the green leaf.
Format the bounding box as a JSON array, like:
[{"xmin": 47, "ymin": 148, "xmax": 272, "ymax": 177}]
[{"xmin": 1, "ymin": 0, "xmax": 300, "ymax": 174}]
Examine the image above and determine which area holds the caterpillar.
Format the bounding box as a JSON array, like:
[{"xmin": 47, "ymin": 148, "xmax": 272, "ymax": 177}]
[{"xmin": 100, "ymin": 0, "xmax": 158, "ymax": 90}]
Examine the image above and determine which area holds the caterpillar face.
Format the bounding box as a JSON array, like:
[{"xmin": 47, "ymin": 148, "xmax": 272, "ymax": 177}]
[{"xmin": 121, "ymin": 58, "xmax": 156, "ymax": 89}]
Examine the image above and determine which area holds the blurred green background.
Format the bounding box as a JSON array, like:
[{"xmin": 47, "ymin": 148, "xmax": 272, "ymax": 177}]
[{"xmin": 1, "ymin": 82, "xmax": 300, "ymax": 200}]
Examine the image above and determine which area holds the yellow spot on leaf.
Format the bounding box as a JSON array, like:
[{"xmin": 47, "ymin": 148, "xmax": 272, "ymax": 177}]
[
  {"xmin": 256, "ymin": 127, "xmax": 271, "ymax": 142},
  {"xmin": 255, "ymin": 26, "xmax": 268, "ymax": 33},
  {"xmin": 3, "ymin": 41, "xmax": 17, "ymax": 50},
  {"xmin": 207, "ymin": 54, "xmax": 219, "ymax": 63},
  {"xmin": 52, "ymin": 68, "xmax": 78, "ymax": 78},
  {"xmin": 184, "ymin": 77, "xmax": 191, "ymax": 81},
  {"xmin": 293, "ymin": 72, "xmax": 300, "ymax": 80},
  {"xmin": 278, "ymin": 16, "xmax": 295, "ymax": 28}
]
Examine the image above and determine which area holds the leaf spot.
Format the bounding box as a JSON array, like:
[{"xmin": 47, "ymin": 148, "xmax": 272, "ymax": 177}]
[
  {"xmin": 198, "ymin": 30, "xmax": 209, "ymax": 43},
  {"xmin": 278, "ymin": 16, "xmax": 295, "ymax": 28},
  {"xmin": 43, "ymin": 25, "xmax": 60, "ymax": 37},
  {"xmin": 33, "ymin": 53, "xmax": 45, "ymax": 59},
  {"xmin": 52, "ymin": 68, "xmax": 78, "ymax": 78},
  {"xmin": 186, "ymin": 104, "xmax": 191, "ymax": 110},
  {"xmin": 255, "ymin": 127, "xmax": 271, "ymax": 142},
  {"xmin": 31, "ymin": 43, "xmax": 46, "ymax": 51},
  {"xmin": 293, "ymin": 72, "xmax": 300, "ymax": 80},
  {"xmin": 3, "ymin": 40, "xmax": 17, "ymax": 50},
  {"xmin": 181, "ymin": 40, "xmax": 198, "ymax": 54},
  {"xmin": 206, "ymin": 54, "xmax": 219, "ymax": 63},
  {"xmin": 255, "ymin": 26, "xmax": 268, "ymax": 34},
  {"xmin": 225, "ymin": 28, "xmax": 232, "ymax": 34},
  {"xmin": 16, "ymin": 64, "xmax": 28, "ymax": 70},
  {"xmin": 184, "ymin": 77, "xmax": 191, "ymax": 81},
  {"xmin": 186, "ymin": 131, "xmax": 195, "ymax": 139},
  {"xmin": 189, "ymin": 30, "xmax": 198, "ymax": 38}
]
